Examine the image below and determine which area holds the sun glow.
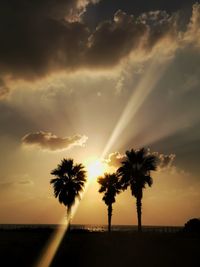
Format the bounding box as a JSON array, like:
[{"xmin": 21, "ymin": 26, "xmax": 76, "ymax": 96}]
[{"xmin": 86, "ymin": 158, "xmax": 107, "ymax": 180}]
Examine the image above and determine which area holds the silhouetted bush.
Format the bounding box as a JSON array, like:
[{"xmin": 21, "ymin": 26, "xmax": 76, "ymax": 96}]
[{"xmin": 184, "ymin": 218, "xmax": 200, "ymax": 233}]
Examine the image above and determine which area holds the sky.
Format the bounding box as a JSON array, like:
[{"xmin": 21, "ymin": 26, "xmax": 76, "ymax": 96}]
[{"xmin": 0, "ymin": 0, "xmax": 200, "ymax": 226}]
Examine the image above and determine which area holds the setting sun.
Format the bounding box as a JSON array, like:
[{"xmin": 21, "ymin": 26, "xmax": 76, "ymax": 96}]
[{"xmin": 86, "ymin": 159, "xmax": 106, "ymax": 180}]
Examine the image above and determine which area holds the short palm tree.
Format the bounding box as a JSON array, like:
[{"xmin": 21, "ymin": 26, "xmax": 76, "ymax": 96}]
[
  {"xmin": 98, "ymin": 173, "xmax": 121, "ymax": 232},
  {"xmin": 117, "ymin": 148, "xmax": 158, "ymax": 232},
  {"xmin": 50, "ymin": 158, "xmax": 86, "ymax": 228}
]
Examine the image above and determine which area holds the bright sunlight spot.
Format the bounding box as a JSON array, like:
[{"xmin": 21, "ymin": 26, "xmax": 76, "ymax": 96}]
[{"xmin": 86, "ymin": 158, "xmax": 107, "ymax": 180}]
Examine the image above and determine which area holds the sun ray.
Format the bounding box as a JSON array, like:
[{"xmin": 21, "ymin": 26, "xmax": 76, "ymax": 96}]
[
  {"xmin": 35, "ymin": 199, "xmax": 80, "ymax": 267},
  {"xmin": 35, "ymin": 157, "xmax": 106, "ymax": 267},
  {"xmin": 101, "ymin": 53, "xmax": 172, "ymax": 158},
  {"xmin": 36, "ymin": 52, "xmax": 172, "ymax": 267}
]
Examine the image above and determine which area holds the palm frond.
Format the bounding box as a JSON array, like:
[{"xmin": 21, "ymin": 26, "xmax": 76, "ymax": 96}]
[
  {"xmin": 117, "ymin": 148, "xmax": 158, "ymax": 198},
  {"xmin": 98, "ymin": 173, "xmax": 121, "ymax": 206},
  {"xmin": 50, "ymin": 158, "xmax": 87, "ymax": 212}
]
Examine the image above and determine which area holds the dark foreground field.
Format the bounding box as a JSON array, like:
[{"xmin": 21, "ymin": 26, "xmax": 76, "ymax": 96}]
[{"xmin": 0, "ymin": 228, "xmax": 199, "ymax": 267}]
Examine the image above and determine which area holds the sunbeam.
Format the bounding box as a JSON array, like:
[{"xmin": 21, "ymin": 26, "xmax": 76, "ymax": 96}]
[
  {"xmin": 36, "ymin": 54, "xmax": 172, "ymax": 267},
  {"xmin": 101, "ymin": 53, "xmax": 172, "ymax": 158},
  {"xmin": 35, "ymin": 162, "xmax": 100, "ymax": 267},
  {"xmin": 35, "ymin": 199, "xmax": 80, "ymax": 267},
  {"xmin": 35, "ymin": 217, "xmax": 69, "ymax": 267}
]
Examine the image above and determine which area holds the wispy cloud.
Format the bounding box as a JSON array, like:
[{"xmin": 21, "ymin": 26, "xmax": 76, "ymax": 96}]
[{"xmin": 0, "ymin": 179, "xmax": 34, "ymax": 190}]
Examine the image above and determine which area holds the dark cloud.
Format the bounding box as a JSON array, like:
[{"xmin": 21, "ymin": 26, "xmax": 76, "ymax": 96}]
[
  {"xmin": 0, "ymin": 0, "xmax": 97, "ymax": 22},
  {"xmin": 83, "ymin": 0, "xmax": 194, "ymax": 26},
  {"xmin": 0, "ymin": 1, "xmax": 175, "ymax": 80},
  {"xmin": 22, "ymin": 131, "xmax": 88, "ymax": 151},
  {"xmin": 0, "ymin": 1, "xmax": 199, "ymax": 85},
  {"xmin": 139, "ymin": 10, "xmax": 177, "ymax": 49},
  {"xmin": 85, "ymin": 10, "xmax": 147, "ymax": 66},
  {"xmin": 0, "ymin": 0, "xmax": 98, "ymax": 79},
  {"xmin": 0, "ymin": 3, "xmax": 89, "ymax": 79}
]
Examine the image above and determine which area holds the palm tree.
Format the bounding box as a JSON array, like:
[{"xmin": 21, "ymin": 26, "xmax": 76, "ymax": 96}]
[
  {"xmin": 98, "ymin": 173, "xmax": 121, "ymax": 232},
  {"xmin": 117, "ymin": 148, "xmax": 158, "ymax": 232},
  {"xmin": 50, "ymin": 158, "xmax": 86, "ymax": 229}
]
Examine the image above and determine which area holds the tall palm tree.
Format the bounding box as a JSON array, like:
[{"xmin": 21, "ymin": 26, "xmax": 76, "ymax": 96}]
[
  {"xmin": 98, "ymin": 173, "xmax": 121, "ymax": 232},
  {"xmin": 117, "ymin": 148, "xmax": 158, "ymax": 232},
  {"xmin": 50, "ymin": 158, "xmax": 86, "ymax": 228}
]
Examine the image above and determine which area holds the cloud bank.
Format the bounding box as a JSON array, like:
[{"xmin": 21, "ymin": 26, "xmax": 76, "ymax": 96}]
[
  {"xmin": 0, "ymin": 1, "xmax": 200, "ymax": 94},
  {"xmin": 22, "ymin": 131, "xmax": 88, "ymax": 151}
]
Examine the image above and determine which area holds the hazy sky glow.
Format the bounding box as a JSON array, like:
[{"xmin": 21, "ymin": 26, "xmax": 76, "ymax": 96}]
[{"xmin": 0, "ymin": 0, "xmax": 200, "ymax": 226}]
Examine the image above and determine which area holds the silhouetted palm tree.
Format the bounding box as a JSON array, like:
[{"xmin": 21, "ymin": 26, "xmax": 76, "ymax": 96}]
[
  {"xmin": 118, "ymin": 148, "xmax": 158, "ymax": 232},
  {"xmin": 50, "ymin": 158, "xmax": 86, "ymax": 228},
  {"xmin": 98, "ymin": 173, "xmax": 121, "ymax": 232}
]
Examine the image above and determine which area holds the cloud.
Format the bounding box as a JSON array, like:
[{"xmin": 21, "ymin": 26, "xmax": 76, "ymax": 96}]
[
  {"xmin": 183, "ymin": 2, "xmax": 200, "ymax": 48},
  {"xmin": 104, "ymin": 150, "xmax": 176, "ymax": 170},
  {"xmin": 0, "ymin": 0, "xmax": 96, "ymax": 81},
  {"xmin": 103, "ymin": 151, "xmax": 126, "ymax": 168},
  {"xmin": 139, "ymin": 10, "xmax": 178, "ymax": 49},
  {"xmin": 0, "ymin": 79, "xmax": 10, "ymax": 99},
  {"xmin": 85, "ymin": 9, "xmax": 179, "ymax": 67},
  {"xmin": 0, "ymin": 2, "xmax": 199, "ymax": 92},
  {"xmin": 18, "ymin": 180, "xmax": 34, "ymax": 185},
  {"xmin": 83, "ymin": 0, "xmax": 194, "ymax": 22},
  {"xmin": 67, "ymin": 0, "xmax": 100, "ymax": 22},
  {"xmin": 85, "ymin": 10, "xmax": 147, "ymax": 66},
  {"xmin": 152, "ymin": 152, "xmax": 176, "ymax": 170},
  {"xmin": 0, "ymin": 179, "xmax": 34, "ymax": 190},
  {"xmin": 22, "ymin": 131, "xmax": 88, "ymax": 151},
  {"xmin": 0, "ymin": 4, "xmax": 184, "ymax": 79}
]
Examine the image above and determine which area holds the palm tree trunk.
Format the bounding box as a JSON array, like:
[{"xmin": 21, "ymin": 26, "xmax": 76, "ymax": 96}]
[
  {"xmin": 136, "ymin": 197, "xmax": 142, "ymax": 232},
  {"xmin": 67, "ymin": 208, "xmax": 71, "ymax": 232},
  {"xmin": 68, "ymin": 218, "xmax": 71, "ymax": 232},
  {"xmin": 108, "ymin": 204, "xmax": 112, "ymax": 232}
]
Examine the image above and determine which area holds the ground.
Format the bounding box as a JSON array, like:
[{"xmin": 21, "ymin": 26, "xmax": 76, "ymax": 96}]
[{"xmin": 0, "ymin": 229, "xmax": 199, "ymax": 267}]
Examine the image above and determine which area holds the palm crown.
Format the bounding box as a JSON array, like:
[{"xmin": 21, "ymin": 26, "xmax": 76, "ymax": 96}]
[
  {"xmin": 118, "ymin": 148, "xmax": 157, "ymax": 197},
  {"xmin": 117, "ymin": 148, "xmax": 158, "ymax": 232},
  {"xmin": 50, "ymin": 158, "xmax": 86, "ymax": 216},
  {"xmin": 98, "ymin": 173, "xmax": 121, "ymax": 205},
  {"xmin": 98, "ymin": 173, "xmax": 121, "ymax": 232}
]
